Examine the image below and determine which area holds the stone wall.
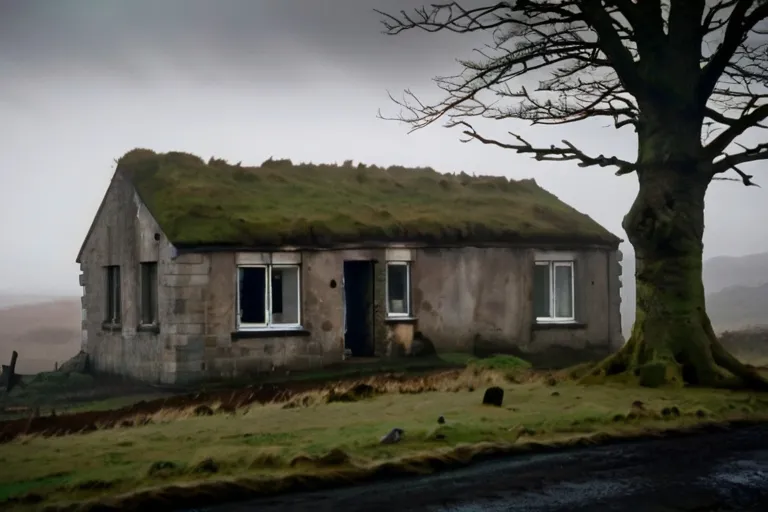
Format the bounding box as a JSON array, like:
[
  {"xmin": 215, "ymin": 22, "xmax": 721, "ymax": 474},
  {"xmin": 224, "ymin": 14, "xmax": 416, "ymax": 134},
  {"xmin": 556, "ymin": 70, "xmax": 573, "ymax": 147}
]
[
  {"xmin": 78, "ymin": 171, "xmax": 217, "ymax": 384},
  {"xmin": 411, "ymin": 246, "xmax": 622, "ymax": 366}
]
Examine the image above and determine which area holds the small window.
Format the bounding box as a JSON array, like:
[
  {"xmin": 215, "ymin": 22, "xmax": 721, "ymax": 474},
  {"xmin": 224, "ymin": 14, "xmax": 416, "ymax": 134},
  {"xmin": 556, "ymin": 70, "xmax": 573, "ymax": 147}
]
[
  {"xmin": 238, "ymin": 265, "xmax": 301, "ymax": 329},
  {"xmin": 81, "ymin": 286, "xmax": 87, "ymax": 322},
  {"xmin": 140, "ymin": 262, "xmax": 158, "ymax": 325},
  {"xmin": 105, "ymin": 265, "xmax": 121, "ymax": 324},
  {"xmin": 386, "ymin": 262, "xmax": 411, "ymax": 317},
  {"xmin": 534, "ymin": 261, "xmax": 575, "ymax": 322}
]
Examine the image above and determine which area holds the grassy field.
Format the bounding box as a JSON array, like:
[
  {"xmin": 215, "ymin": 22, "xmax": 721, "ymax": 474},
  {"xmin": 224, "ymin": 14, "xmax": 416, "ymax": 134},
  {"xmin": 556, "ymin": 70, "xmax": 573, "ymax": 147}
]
[
  {"xmin": 120, "ymin": 149, "xmax": 619, "ymax": 247},
  {"xmin": 1, "ymin": 359, "xmax": 767, "ymax": 511}
]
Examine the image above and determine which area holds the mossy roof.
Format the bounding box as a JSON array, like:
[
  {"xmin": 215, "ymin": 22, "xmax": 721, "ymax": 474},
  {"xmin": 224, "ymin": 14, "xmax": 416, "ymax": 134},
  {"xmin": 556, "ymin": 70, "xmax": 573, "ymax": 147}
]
[{"xmin": 116, "ymin": 149, "xmax": 620, "ymax": 249}]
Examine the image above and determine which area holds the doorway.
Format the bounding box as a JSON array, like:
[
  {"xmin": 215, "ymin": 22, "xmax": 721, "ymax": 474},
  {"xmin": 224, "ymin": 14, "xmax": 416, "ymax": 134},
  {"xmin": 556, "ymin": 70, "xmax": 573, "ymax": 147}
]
[{"xmin": 343, "ymin": 260, "xmax": 375, "ymax": 357}]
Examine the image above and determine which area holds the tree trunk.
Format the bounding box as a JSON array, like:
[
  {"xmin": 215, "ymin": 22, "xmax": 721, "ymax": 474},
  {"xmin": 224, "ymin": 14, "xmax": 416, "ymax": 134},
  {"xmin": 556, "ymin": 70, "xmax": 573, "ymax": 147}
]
[{"xmin": 589, "ymin": 165, "xmax": 768, "ymax": 389}]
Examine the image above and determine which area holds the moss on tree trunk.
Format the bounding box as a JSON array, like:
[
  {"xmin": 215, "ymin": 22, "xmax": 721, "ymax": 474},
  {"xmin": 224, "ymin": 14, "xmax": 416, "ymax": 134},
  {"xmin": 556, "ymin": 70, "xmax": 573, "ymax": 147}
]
[{"xmin": 588, "ymin": 165, "xmax": 768, "ymax": 389}]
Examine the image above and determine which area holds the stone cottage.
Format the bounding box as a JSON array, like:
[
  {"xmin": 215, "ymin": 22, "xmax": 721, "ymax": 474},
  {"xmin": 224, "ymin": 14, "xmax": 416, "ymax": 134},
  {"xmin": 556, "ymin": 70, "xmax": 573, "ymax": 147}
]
[{"xmin": 76, "ymin": 149, "xmax": 623, "ymax": 384}]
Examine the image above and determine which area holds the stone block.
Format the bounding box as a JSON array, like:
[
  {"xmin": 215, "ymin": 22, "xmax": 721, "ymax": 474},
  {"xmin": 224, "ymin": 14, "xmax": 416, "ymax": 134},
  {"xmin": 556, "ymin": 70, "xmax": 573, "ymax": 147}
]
[
  {"xmin": 161, "ymin": 274, "xmax": 209, "ymax": 287},
  {"xmin": 169, "ymin": 334, "xmax": 189, "ymax": 347},
  {"xmin": 168, "ymin": 323, "xmax": 205, "ymax": 335},
  {"xmin": 174, "ymin": 253, "xmax": 204, "ymax": 264},
  {"xmin": 385, "ymin": 248, "xmax": 412, "ymax": 262},
  {"xmin": 236, "ymin": 252, "xmax": 269, "ymax": 265},
  {"xmin": 166, "ymin": 286, "xmax": 205, "ymax": 301},
  {"xmin": 171, "ymin": 298, "xmax": 206, "ymax": 315},
  {"xmin": 173, "ymin": 312, "xmax": 206, "ymax": 324},
  {"xmin": 272, "ymin": 251, "xmax": 302, "ymax": 264},
  {"xmin": 169, "ymin": 262, "xmax": 211, "ymax": 275}
]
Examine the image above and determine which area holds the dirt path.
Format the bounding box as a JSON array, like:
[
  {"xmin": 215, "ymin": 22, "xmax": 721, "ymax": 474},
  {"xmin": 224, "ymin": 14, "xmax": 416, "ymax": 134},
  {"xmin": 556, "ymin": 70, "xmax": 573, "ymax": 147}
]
[
  {"xmin": 204, "ymin": 424, "xmax": 768, "ymax": 512},
  {"xmin": 0, "ymin": 369, "xmax": 460, "ymax": 443}
]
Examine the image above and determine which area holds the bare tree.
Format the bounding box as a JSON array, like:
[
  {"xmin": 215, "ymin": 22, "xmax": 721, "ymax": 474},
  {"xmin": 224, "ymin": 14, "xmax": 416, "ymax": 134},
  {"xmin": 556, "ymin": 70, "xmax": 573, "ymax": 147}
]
[{"xmin": 378, "ymin": 1, "xmax": 768, "ymax": 389}]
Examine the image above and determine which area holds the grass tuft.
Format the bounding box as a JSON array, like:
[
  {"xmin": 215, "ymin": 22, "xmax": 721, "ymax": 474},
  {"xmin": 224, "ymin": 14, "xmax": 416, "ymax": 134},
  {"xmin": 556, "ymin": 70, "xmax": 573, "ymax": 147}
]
[
  {"xmin": 2, "ymin": 365, "xmax": 768, "ymax": 510},
  {"xmin": 117, "ymin": 149, "xmax": 620, "ymax": 247}
]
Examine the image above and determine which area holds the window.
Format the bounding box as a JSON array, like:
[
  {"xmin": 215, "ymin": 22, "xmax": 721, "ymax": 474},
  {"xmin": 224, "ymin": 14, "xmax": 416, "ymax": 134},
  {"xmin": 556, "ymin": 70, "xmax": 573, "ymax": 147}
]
[
  {"xmin": 238, "ymin": 265, "xmax": 300, "ymax": 329},
  {"xmin": 534, "ymin": 261, "xmax": 575, "ymax": 322},
  {"xmin": 140, "ymin": 262, "xmax": 158, "ymax": 325},
  {"xmin": 105, "ymin": 265, "xmax": 121, "ymax": 324},
  {"xmin": 386, "ymin": 262, "xmax": 411, "ymax": 317}
]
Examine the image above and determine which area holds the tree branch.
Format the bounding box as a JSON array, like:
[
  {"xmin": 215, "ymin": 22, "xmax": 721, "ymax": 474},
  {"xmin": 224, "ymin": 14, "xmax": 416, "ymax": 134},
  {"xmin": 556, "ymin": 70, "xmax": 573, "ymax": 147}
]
[
  {"xmin": 700, "ymin": 0, "xmax": 768, "ymax": 100},
  {"xmin": 455, "ymin": 121, "xmax": 636, "ymax": 175},
  {"xmin": 578, "ymin": 0, "xmax": 645, "ymax": 96},
  {"xmin": 705, "ymin": 103, "xmax": 768, "ymax": 156},
  {"xmin": 712, "ymin": 141, "xmax": 768, "ymax": 177}
]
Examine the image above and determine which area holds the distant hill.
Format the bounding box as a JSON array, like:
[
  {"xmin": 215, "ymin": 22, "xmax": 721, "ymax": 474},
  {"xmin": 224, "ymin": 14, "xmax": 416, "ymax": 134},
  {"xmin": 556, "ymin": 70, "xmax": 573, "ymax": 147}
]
[
  {"xmin": 703, "ymin": 253, "xmax": 768, "ymax": 294},
  {"xmin": 0, "ymin": 293, "xmax": 75, "ymax": 309},
  {"xmin": 706, "ymin": 283, "xmax": 768, "ymax": 334},
  {"xmin": 0, "ymin": 297, "xmax": 82, "ymax": 374},
  {"xmin": 620, "ymin": 251, "xmax": 768, "ymax": 335}
]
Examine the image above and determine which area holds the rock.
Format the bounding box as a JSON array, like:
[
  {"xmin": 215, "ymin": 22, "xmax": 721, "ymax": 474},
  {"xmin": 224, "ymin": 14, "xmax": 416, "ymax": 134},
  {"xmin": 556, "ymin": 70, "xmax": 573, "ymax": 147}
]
[
  {"xmin": 410, "ymin": 333, "xmax": 436, "ymax": 357},
  {"xmin": 192, "ymin": 404, "xmax": 214, "ymax": 416},
  {"xmin": 380, "ymin": 427, "xmax": 404, "ymax": 444},
  {"xmin": 147, "ymin": 461, "xmax": 178, "ymax": 477},
  {"xmin": 437, "ymin": 415, "xmax": 445, "ymax": 424},
  {"xmin": 192, "ymin": 458, "xmax": 219, "ymax": 473},
  {"xmin": 317, "ymin": 448, "xmax": 350, "ymax": 466},
  {"xmin": 551, "ymin": 391, "xmax": 560, "ymax": 397},
  {"xmin": 482, "ymin": 386, "xmax": 504, "ymax": 407}
]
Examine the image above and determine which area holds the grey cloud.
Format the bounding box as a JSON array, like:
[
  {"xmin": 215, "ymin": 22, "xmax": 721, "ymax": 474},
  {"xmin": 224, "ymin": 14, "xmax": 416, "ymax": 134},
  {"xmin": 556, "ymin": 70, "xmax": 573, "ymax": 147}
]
[
  {"xmin": 0, "ymin": 0, "xmax": 480, "ymax": 88},
  {"xmin": 0, "ymin": 0, "xmax": 766, "ymax": 298}
]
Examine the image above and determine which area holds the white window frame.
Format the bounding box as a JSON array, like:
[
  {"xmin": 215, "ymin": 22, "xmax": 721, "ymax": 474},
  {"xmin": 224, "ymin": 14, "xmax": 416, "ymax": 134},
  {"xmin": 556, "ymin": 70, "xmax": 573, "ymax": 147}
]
[
  {"xmin": 385, "ymin": 261, "xmax": 412, "ymax": 318},
  {"xmin": 534, "ymin": 260, "xmax": 576, "ymax": 323},
  {"xmin": 237, "ymin": 264, "xmax": 302, "ymax": 331}
]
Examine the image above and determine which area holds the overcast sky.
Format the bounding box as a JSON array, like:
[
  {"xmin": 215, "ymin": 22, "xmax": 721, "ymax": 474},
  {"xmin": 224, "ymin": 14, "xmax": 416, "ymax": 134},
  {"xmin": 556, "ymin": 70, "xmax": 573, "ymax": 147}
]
[{"xmin": 1, "ymin": 0, "xmax": 766, "ymax": 297}]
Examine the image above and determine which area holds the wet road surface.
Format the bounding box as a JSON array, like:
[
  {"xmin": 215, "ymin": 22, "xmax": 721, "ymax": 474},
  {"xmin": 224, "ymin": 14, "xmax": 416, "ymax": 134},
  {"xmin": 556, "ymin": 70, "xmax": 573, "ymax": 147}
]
[{"xmin": 197, "ymin": 425, "xmax": 768, "ymax": 512}]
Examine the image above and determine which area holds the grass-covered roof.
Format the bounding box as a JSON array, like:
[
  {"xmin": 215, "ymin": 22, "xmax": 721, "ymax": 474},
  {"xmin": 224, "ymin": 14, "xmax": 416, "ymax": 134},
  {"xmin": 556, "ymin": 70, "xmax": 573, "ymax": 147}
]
[{"xmin": 118, "ymin": 149, "xmax": 620, "ymax": 248}]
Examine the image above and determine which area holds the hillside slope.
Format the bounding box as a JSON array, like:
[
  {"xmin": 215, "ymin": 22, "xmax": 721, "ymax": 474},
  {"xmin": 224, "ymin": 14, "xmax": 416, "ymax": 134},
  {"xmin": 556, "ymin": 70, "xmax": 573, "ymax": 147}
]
[
  {"xmin": 0, "ymin": 298, "xmax": 81, "ymax": 374},
  {"xmin": 706, "ymin": 283, "xmax": 768, "ymax": 333},
  {"xmin": 621, "ymin": 251, "xmax": 768, "ymax": 335}
]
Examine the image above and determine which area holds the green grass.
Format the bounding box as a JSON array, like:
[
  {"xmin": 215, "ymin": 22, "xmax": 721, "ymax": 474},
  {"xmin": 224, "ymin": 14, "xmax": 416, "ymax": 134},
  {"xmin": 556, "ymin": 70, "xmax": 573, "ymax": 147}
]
[
  {"xmin": 466, "ymin": 354, "xmax": 532, "ymax": 371},
  {"xmin": 2, "ymin": 371, "xmax": 767, "ymax": 510},
  {"xmin": 119, "ymin": 149, "xmax": 620, "ymax": 247}
]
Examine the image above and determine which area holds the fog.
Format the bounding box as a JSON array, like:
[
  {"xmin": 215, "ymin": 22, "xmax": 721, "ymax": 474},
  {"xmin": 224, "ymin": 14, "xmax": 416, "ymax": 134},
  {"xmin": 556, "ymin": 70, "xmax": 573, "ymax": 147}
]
[{"xmin": 1, "ymin": 0, "xmax": 766, "ymax": 298}]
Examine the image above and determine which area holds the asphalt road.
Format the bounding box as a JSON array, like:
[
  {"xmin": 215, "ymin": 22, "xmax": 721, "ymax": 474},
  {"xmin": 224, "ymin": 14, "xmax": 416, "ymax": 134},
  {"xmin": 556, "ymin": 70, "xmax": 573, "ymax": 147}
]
[{"xmin": 195, "ymin": 425, "xmax": 768, "ymax": 512}]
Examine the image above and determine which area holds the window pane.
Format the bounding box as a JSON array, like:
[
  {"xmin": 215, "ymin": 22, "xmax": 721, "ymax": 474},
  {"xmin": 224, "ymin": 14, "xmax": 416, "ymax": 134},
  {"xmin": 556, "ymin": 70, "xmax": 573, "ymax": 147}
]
[
  {"xmin": 106, "ymin": 266, "xmax": 121, "ymax": 324},
  {"xmin": 533, "ymin": 264, "xmax": 551, "ymax": 318},
  {"xmin": 114, "ymin": 267, "xmax": 121, "ymax": 323},
  {"xmin": 239, "ymin": 267, "xmax": 266, "ymax": 324},
  {"xmin": 141, "ymin": 263, "xmax": 158, "ymax": 324},
  {"xmin": 387, "ymin": 264, "xmax": 409, "ymax": 314},
  {"xmin": 271, "ymin": 266, "xmax": 300, "ymax": 325},
  {"xmin": 105, "ymin": 267, "xmax": 113, "ymax": 322},
  {"xmin": 149, "ymin": 264, "xmax": 158, "ymax": 323},
  {"xmin": 554, "ymin": 264, "xmax": 574, "ymax": 318}
]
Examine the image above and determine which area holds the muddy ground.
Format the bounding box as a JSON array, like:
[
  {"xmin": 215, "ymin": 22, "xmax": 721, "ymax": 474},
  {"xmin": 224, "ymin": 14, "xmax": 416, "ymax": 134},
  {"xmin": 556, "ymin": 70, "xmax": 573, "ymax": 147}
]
[
  {"xmin": 0, "ymin": 369, "xmax": 461, "ymax": 443},
  {"xmin": 206, "ymin": 424, "xmax": 768, "ymax": 512}
]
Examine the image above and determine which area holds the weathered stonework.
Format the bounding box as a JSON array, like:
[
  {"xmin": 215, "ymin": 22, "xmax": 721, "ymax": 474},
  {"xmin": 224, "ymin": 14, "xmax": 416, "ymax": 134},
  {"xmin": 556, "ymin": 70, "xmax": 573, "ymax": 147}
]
[{"xmin": 78, "ymin": 172, "xmax": 623, "ymax": 384}]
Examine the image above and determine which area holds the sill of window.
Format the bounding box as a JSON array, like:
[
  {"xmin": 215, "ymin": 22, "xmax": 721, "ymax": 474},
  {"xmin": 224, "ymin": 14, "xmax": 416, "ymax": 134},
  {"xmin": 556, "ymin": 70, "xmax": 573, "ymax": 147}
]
[
  {"xmin": 101, "ymin": 322, "xmax": 122, "ymax": 332},
  {"xmin": 232, "ymin": 329, "xmax": 311, "ymax": 340},
  {"xmin": 533, "ymin": 321, "xmax": 586, "ymax": 330},
  {"xmin": 384, "ymin": 316, "xmax": 418, "ymax": 325},
  {"xmin": 137, "ymin": 324, "xmax": 160, "ymax": 334}
]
